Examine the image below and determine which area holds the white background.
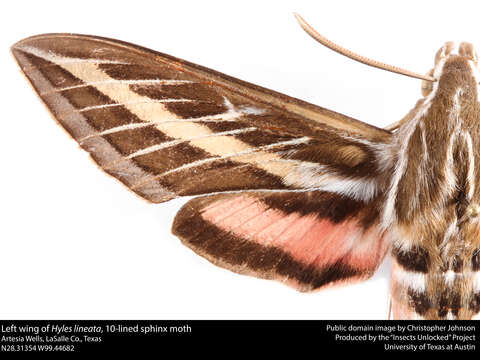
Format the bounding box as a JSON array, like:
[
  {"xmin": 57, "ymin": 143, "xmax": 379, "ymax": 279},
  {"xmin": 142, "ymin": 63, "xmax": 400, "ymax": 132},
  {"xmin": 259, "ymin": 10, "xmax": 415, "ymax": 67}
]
[{"xmin": 1, "ymin": 0, "xmax": 478, "ymax": 320}]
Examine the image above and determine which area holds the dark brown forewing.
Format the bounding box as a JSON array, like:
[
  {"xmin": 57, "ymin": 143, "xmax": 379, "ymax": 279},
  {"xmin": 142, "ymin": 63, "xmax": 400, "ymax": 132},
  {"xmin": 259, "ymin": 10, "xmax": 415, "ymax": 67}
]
[
  {"xmin": 12, "ymin": 34, "xmax": 392, "ymax": 203},
  {"xmin": 172, "ymin": 191, "xmax": 388, "ymax": 292}
]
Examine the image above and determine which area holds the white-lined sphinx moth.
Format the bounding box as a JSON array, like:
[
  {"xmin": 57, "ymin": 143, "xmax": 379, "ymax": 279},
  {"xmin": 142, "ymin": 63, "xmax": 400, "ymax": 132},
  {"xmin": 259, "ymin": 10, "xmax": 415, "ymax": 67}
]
[{"xmin": 11, "ymin": 14, "xmax": 480, "ymax": 320}]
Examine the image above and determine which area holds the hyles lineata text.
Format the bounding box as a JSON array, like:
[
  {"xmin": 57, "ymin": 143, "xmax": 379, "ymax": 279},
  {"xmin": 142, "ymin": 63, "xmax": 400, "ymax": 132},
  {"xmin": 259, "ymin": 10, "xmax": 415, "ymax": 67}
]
[{"xmin": 11, "ymin": 14, "xmax": 480, "ymax": 319}]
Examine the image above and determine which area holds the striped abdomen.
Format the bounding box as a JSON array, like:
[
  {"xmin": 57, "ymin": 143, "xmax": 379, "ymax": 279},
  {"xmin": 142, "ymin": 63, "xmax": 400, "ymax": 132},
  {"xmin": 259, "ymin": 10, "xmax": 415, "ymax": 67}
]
[{"xmin": 390, "ymin": 240, "xmax": 480, "ymax": 319}]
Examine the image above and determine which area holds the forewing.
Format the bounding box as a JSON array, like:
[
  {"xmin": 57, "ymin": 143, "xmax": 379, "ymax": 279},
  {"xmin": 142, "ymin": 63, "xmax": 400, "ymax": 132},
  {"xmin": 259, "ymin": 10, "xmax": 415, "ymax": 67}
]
[{"xmin": 12, "ymin": 34, "xmax": 392, "ymax": 203}]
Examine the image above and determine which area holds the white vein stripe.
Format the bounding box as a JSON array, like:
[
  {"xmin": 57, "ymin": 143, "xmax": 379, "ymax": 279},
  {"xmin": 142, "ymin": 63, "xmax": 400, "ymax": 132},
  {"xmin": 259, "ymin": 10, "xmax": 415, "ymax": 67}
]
[
  {"xmin": 191, "ymin": 187, "xmax": 357, "ymax": 197},
  {"xmin": 51, "ymin": 59, "xmax": 127, "ymax": 65},
  {"xmin": 77, "ymin": 99, "xmax": 196, "ymax": 112},
  {"xmin": 21, "ymin": 46, "xmax": 127, "ymax": 65},
  {"xmin": 40, "ymin": 79, "xmax": 193, "ymax": 95},
  {"xmin": 309, "ymin": 176, "xmax": 378, "ymax": 202},
  {"xmin": 132, "ymin": 137, "xmax": 311, "ymax": 187},
  {"xmin": 125, "ymin": 127, "xmax": 258, "ymax": 159},
  {"xmin": 79, "ymin": 109, "xmax": 245, "ymax": 142}
]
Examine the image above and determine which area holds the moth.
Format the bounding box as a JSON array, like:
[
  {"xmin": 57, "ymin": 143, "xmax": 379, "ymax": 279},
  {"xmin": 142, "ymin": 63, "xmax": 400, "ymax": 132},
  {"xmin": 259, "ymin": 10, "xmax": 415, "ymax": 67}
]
[{"xmin": 11, "ymin": 13, "xmax": 480, "ymax": 320}]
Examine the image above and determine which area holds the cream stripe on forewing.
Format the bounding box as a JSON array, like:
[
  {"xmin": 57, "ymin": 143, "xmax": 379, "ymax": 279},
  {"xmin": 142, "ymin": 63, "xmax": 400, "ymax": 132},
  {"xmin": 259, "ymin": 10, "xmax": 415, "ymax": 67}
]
[
  {"xmin": 20, "ymin": 45, "xmax": 378, "ymax": 200},
  {"xmin": 134, "ymin": 137, "xmax": 309, "ymax": 178},
  {"xmin": 79, "ymin": 108, "xmax": 248, "ymax": 141},
  {"xmin": 123, "ymin": 127, "xmax": 258, "ymax": 160}
]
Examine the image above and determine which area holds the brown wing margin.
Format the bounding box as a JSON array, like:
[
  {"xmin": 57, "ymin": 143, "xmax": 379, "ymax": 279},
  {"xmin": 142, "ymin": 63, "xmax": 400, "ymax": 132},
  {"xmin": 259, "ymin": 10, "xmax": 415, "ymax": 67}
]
[{"xmin": 12, "ymin": 33, "xmax": 392, "ymax": 204}]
